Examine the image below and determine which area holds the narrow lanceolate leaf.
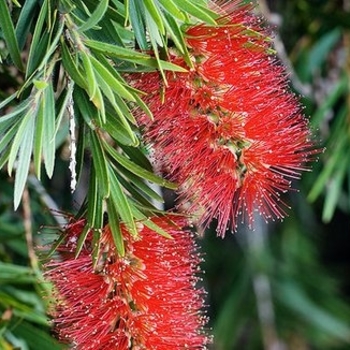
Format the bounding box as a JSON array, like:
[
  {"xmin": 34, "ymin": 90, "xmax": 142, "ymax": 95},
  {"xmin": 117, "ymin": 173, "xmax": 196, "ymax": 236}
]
[
  {"xmin": 42, "ymin": 83, "xmax": 56, "ymax": 178},
  {"xmin": 84, "ymin": 39, "xmax": 149, "ymax": 60},
  {"xmin": 90, "ymin": 131, "xmax": 110, "ymax": 197},
  {"xmin": 75, "ymin": 225, "xmax": 92, "ymax": 259},
  {"xmin": 8, "ymin": 110, "xmax": 34, "ymax": 176},
  {"xmin": 143, "ymin": 0, "xmax": 165, "ymax": 35},
  {"xmin": 0, "ymin": 92, "xmax": 16, "ymax": 110},
  {"xmin": 33, "ymin": 93, "xmax": 45, "ymax": 179},
  {"xmin": 89, "ymin": 55, "xmax": 136, "ymax": 101},
  {"xmin": 108, "ymin": 165, "xmax": 137, "ymax": 236},
  {"xmin": 145, "ymin": 7, "xmax": 164, "ymax": 48},
  {"xmin": 159, "ymin": 0, "xmax": 186, "ymax": 21},
  {"xmin": 109, "ymin": 96, "xmax": 138, "ymax": 146},
  {"xmin": 25, "ymin": 0, "xmax": 48, "ymax": 78},
  {"xmin": 14, "ymin": 115, "xmax": 35, "ymax": 209},
  {"xmin": 174, "ymin": 0, "xmax": 217, "ymax": 24},
  {"xmin": 0, "ymin": 121, "xmax": 21, "ymax": 157},
  {"xmin": 102, "ymin": 114, "xmax": 138, "ymax": 146},
  {"xmin": 15, "ymin": 0, "xmax": 38, "ymax": 50},
  {"xmin": 78, "ymin": 0, "xmax": 109, "ymax": 32},
  {"xmin": 130, "ymin": 206, "xmax": 172, "ymax": 239},
  {"xmin": 92, "ymin": 230, "xmax": 101, "ymax": 268},
  {"xmin": 104, "ymin": 141, "xmax": 177, "ymax": 189},
  {"xmin": 163, "ymin": 12, "xmax": 189, "ymax": 58},
  {"xmin": 106, "ymin": 198, "xmax": 125, "ymax": 256},
  {"xmin": 87, "ymin": 167, "xmax": 105, "ymax": 229},
  {"xmin": 117, "ymin": 166, "xmax": 165, "ymax": 204},
  {"xmin": 322, "ymin": 155, "xmax": 348, "ymax": 223},
  {"xmin": 80, "ymin": 51, "xmax": 98, "ymax": 101},
  {"xmin": 0, "ymin": 98, "xmax": 29, "ymax": 127},
  {"xmin": 0, "ymin": 0, "xmax": 24, "ymax": 70},
  {"xmin": 128, "ymin": 0, "xmax": 147, "ymax": 49},
  {"xmin": 61, "ymin": 42, "xmax": 87, "ymax": 89}
]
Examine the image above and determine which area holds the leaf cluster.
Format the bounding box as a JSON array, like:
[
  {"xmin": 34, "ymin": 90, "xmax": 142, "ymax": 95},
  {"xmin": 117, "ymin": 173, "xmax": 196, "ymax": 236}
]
[{"xmin": 0, "ymin": 0, "xmax": 219, "ymax": 257}]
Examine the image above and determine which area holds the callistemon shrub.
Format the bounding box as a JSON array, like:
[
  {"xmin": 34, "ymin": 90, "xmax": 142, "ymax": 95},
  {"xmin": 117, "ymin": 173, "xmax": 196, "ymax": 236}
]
[
  {"xmin": 44, "ymin": 216, "xmax": 209, "ymax": 349},
  {"xmin": 130, "ymin": 2, "xmax": 317, "ymax": 236}
]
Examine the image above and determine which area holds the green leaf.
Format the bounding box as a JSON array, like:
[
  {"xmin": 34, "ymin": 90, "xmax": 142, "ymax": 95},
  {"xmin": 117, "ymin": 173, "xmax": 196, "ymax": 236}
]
[
  {"xmin": 305, "ymin": 28, "xmax": 342, "ymax": 81},
  {"xmin": 86, "ymin": 167, "xmax": 104, "ymax": 229},
  {"xmin": 119, "ymin": 144, "xmax": 153, "ymax": 171},
  {"xmin": 0, "ymin": 98, "xmax": 28, "ymax": 128},
  {"xmin": 0, "ymin": 291, "xmax": 47, "ymax": 325},
  {"xmin": 78, "ymin": 0, "xmax": 109, "ymax": 32},
  {"xmin": 33, "ymin": 93, "xmax": 45, "ymax": 179},
  {"xmin": 80, "ymin": 50, "xmax": 98, "ymax": 101},
  {"xmin": 106, "ymin": 198, "xmax": 125, "ymax": 255},
  {"xmin": 84, "ymin": 39, "xmax": 149, "ymax": 59},
  {"xmin": 108, "ymin": 165, "xmax": 137, "ymax": 235},
  {"xmin": 25, "ymin": 0, "xmax": 48, "ymax": 77},
  {"xmin": 15, "ymin": 0, "xmax": 38, "ymax": 50},
  {"xmin": 14, "ymin": 114, "xmax": 35, "ymax": 209},
  {"xmin": 75, "ymin": 114, "xmax": 87, "ymax": 185},
  {"xmin": 90, "ymin": 131, "xmax": 110, "ymax": 197},
  {"xmin": 173, "ymin": 0, "xmax": 217, "ymax": 24},
  {"xmin": 0, "ymin": 119, "xmax": 21, "ymax": 157},
  {"xmin": 0, "ymin": 262, "xmax": 36, "ymax": 284},
  {"xmin": 109, "ymin": 95, "xmax": 138, "ymax": 144},
  {"xmin": 145, "ymin": 5, "xmax": 164, "ymax": 48},
  {"xmin": 8, "ymin": 110, "xmax": 33, "ymax": 175},
  {"xmin": 42, "ymin": 83, "xmax": 56, "ymax": 178},
  {"xmin": 102, "ymin": 114, "xmax": 138, "ymax": 146},
  {"xmin": 73, "ymin": 86, "xmax": 97, "ymax": 129},
  {"xmin": 130, "ymin": 206, "xmax": 172, "ymax": 239},
  {"xmin": 7, "ymin": 321, "xmax": 63, "ymax": 349},
  {"xmin": 89, "ymin": 55, "xmax": 136, "ymax": 101},
  {"xmin": 163, "ymin": 11, "xmax": 190, "ymax": 59},
  {"xmin": 104, "ymin": 141, "xmax": 176, "ymax": 189},
  {"xmin": 159, "ymin": 0, "xmax": 186, "ymax": 21},
  {"xmin": 311, "ymin": 76, "xmax": 347, "ymax": 127},
  {"xmin": 143, "ymin": 0, "xmax": 165, "ymax": 35},
  {"xmin": 0, "ymin": 0, "xmax": 24, "ymax": 70},
  {"xmin": 322, "ymin": 157, "xmax": 348, "ymax": 223},
  {"xmin": 92, "ymin": 229, "xmax": 102, "ymax": 268},
  {"xmin": 308, "ymin": 135, "xmax": 346, "ymax": 202},
  {"xmin": 61, "ymin": 42, "xmax": 87, "ymax": 89},
  {"xmin": 117, "ymin": 168, "xmax": 164, "ymax": 209},
  {"xmin": 128, "ymin": 0, "xmax": 147, "ymax": 49},
  {"xmin": 74, "ymin": 224, "xmax": 90, "ymax": 259},
  {"xmin": 277, "ymin": 280, "xmax": 350, "ymax": 341},
  {"xmin": 0, "ymin": 92, "xmax": 17, "ymax": 110},
  {"xmin": 54, "ymin": 80, "xmax": 74, "ymax": 138}
]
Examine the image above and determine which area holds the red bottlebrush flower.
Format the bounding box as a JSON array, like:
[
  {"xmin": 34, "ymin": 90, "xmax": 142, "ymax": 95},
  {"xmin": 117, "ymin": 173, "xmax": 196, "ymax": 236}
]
[
  {"xmin": 44, "ymin": 216, "xmax": 209, "ymax": 349},
  {"xmin": 129, "ymin": 2, "xmax": 317, "ymax": 236}
]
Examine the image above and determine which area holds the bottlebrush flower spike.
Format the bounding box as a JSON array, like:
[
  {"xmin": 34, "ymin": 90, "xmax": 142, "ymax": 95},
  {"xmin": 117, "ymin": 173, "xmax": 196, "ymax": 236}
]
[
  {"xmin": 129, "ymin": 1, "xmax": 318, "ymax": 236},
  {"xmin": 44, "ymin": 216, "xmax": 209, "ymax": 349}
]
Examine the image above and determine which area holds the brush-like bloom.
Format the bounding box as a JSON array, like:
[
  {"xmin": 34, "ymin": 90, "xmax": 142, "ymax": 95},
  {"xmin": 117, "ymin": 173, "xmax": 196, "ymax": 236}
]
[
  {"xmin": 130, "ymin": 2, "xmax": 317, "ymax": 236},
  {"xmin": 44, "ymin": 217, "xmax": 209, "ymax": 349}
]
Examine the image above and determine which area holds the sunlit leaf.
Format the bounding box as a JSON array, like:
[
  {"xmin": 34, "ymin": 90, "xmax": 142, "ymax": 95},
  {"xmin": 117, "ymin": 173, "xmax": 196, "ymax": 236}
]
[
  {"xmin": 13, "ymin": 114, "xmax": 35, "ymax": 209},
  {"xmin": 42, "ymin": 83, "xmax": 56, "ymax": 178}
]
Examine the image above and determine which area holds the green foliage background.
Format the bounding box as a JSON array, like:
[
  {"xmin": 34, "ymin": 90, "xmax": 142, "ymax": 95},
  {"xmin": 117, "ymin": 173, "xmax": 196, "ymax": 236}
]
[{"xmin": 0, "ymin": 0, "xmax": 349, "ymax": 349}]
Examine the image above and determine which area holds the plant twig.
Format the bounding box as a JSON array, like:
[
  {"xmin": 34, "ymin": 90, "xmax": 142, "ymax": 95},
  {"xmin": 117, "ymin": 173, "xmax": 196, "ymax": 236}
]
[{"xmin": 22, "ymin": 187, "xmax": 38, "ymax": 270}]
